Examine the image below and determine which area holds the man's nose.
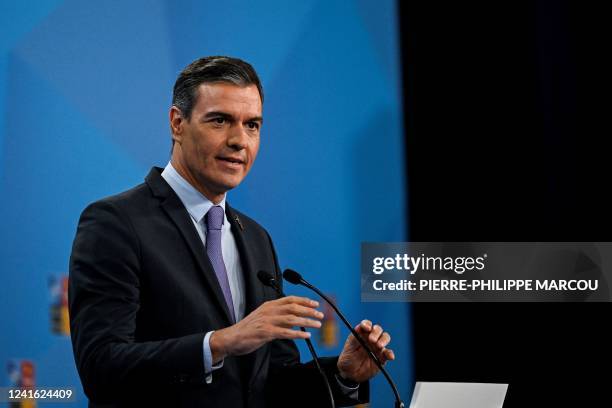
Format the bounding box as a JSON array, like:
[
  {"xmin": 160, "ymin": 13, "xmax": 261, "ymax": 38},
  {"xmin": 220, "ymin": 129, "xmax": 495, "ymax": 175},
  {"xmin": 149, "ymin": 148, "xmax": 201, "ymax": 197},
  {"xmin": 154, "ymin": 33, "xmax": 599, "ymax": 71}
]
[{"xmin": 227, "ymin": 124, "xmax": 248, "ymax": 150}]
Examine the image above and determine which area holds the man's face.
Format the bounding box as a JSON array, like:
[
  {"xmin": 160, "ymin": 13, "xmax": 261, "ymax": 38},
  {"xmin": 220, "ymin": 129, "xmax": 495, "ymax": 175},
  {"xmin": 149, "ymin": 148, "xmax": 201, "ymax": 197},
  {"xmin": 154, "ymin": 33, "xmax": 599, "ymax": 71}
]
[{"xmin": 170, "ymin": 82, "xmax": 262, "ymax": 202}]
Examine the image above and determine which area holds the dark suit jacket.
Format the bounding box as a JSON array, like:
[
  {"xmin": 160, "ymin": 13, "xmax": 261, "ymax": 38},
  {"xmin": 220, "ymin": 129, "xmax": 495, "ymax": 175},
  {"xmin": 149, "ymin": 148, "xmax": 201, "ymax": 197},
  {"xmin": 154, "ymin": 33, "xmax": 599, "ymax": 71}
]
[{"xmin": 69, "ymin": 167, "xmax": 369, "ymax": 407}]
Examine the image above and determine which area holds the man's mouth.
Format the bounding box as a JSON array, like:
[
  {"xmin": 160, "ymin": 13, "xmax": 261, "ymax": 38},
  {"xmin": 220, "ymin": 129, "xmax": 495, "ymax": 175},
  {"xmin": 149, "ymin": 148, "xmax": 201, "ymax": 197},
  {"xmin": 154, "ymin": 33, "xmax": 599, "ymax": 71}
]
[{"xmin": 217, "ymin": 156, "xmax": 245, "ymax": 166}]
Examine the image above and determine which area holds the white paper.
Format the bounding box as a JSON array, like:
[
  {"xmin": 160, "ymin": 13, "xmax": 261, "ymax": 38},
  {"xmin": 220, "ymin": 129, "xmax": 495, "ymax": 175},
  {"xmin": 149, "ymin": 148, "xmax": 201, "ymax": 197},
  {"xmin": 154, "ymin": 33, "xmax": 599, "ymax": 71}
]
[{"xmin": 409, "ymin": 382, "xmax": 508, "ymax": 408}]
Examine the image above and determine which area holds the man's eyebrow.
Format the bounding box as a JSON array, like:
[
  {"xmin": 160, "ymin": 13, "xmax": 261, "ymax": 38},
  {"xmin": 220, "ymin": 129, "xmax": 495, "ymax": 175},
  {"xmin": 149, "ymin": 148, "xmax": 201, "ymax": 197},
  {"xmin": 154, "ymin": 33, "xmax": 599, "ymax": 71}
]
[
  {"xmin": 202, "ymin": 111, "xmax": 234, "ymax": 120},
  {"xmin": 201, "ymin": 111, "xmax": 263, "ymax": 124},
  {"xmin": 246, "ymin": 116, "xmax": 264, "ymax": 124}
]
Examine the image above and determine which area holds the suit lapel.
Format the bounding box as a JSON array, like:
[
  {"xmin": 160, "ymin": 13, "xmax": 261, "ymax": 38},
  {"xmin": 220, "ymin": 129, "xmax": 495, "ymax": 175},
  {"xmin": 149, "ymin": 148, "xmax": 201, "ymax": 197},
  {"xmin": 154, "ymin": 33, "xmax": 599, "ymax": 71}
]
[
  {"xmin": 226, "ymin": 204, "xmax": 268, "ymax": 387},
  {"xmin": 147, "ymin": 168, "xmax": 234, "ymax": 326},
  {"xmin": 226, "ymin": 205, "xmax": 265, "ymax": 316}
]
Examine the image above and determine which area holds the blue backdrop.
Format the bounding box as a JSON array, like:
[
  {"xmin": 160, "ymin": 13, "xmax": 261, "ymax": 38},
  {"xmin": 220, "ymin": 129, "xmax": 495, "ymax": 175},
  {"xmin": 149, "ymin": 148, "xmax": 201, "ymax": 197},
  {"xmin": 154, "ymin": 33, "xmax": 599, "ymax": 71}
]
[{"xmin": 0, "ymin": 1, "xmax": 411, "ymax": 406}]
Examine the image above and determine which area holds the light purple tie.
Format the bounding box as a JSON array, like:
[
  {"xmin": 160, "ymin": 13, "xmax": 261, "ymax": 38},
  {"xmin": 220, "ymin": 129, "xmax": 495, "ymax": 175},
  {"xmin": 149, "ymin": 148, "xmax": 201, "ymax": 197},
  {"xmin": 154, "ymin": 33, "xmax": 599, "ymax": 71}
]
[{"xmin": 205, "ymin": 205, "xmax": 235, "ymax": 323}]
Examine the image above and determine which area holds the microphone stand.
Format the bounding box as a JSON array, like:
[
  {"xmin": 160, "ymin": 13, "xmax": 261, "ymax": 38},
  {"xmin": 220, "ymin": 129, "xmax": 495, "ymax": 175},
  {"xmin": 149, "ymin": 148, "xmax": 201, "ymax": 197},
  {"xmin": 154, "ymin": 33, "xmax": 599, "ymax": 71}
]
[
  {"xmin": 283, "ymin": 269, "xmax": 405, "ymax": 408},
  {"xmin": 257, "ymin": 271, "xmax": 335, "ymax": 408}
]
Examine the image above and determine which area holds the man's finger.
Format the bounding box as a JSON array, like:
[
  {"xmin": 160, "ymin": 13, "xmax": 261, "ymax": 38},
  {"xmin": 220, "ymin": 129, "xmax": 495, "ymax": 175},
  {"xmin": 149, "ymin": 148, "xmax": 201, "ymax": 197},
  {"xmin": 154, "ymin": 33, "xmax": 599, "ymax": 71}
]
[
  {"xmin": 376, "ymin": 347, "xmax": 395, "ymax": 365},
  {"xmin": 376, "ymin": 332, "xmax": 391, "ymax": 349},
  {"xmin": 276, "ymin": 315, "xmax": 322, "ymax": 329},
  {"xmin": 355, "ymin": 319, "xmax": 372, "ymax": 333},
  {"xmin": 278, "ymin": 328, "xmax": 312, "ymax": 340},
  {"xmin": 282, "ymin": 303, "xmax": 324, "ymax": 320},
  {"xmin": 368, "ymin": 324, "xmax": 383, "ymax": 343},
  {"xmin": 279, "ymin": 296, "xmax": 319, "ymax": 308}
]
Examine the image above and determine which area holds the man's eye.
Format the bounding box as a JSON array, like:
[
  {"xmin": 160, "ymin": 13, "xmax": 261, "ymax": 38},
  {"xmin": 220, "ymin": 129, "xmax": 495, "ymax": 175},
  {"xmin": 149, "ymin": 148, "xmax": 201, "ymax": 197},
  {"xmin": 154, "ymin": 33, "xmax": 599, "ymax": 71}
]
[
  {"xmin": 247, "ymin": 122, "xmax": 259, "ymax": 130},
  {"xmin": 214, "ymin": 118, "xmax": 226, "ymax": 124}
]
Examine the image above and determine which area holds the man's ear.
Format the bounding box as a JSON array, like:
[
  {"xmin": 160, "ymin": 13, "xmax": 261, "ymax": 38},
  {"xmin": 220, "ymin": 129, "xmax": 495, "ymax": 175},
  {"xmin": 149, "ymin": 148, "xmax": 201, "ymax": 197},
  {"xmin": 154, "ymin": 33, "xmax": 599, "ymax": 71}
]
[{"xmin": 169, "ymin": 106, "xmax": 185, "ymax": 144}]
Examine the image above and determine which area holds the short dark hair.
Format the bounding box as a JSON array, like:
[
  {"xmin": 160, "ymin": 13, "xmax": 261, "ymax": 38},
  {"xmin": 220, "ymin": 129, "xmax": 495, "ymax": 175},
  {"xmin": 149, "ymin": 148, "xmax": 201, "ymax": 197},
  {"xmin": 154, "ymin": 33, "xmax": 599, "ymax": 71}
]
[{"xmin": 172, "ymin": 56, "xmax": 264, "ymax": 121}]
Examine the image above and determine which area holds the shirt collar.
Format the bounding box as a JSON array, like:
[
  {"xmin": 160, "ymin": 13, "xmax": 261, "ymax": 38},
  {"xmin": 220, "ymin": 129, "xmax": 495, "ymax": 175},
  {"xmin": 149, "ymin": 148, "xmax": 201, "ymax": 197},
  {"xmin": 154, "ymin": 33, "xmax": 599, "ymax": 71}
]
[{"xmin": 161, "ymin": 162, "xmax": 226, "ymax": 225}]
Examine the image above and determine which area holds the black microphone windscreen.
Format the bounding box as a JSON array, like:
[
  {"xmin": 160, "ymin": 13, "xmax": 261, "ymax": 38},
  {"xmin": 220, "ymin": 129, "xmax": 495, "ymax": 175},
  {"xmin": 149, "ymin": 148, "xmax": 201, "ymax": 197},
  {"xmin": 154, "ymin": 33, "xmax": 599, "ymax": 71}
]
[
  {"xmin": 257, "ymin": 270, "xmax": 275, "ymax": 287},
  {"xmin": 282, "ymin": 269, "xmax": 302, "ymax": 285}
]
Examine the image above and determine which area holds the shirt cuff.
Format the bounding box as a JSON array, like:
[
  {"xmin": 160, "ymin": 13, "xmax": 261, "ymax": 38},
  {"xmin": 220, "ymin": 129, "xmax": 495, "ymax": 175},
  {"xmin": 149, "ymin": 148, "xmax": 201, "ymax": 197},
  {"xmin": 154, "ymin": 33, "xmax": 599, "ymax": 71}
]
[
  {"xmin": 334, "ymin": 373, "xmax": 360, "ymax": 396},
  {"xmin": 203, "ymin": 331, "xmax": 224, "ymax": 384}
]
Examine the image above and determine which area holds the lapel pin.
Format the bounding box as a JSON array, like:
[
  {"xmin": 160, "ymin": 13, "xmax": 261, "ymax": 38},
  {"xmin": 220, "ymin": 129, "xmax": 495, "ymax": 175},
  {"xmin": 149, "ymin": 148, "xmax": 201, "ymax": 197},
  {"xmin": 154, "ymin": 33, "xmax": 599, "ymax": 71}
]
[{"xmin": 234, "ymin": 215, "xmax": 244, "ymax": 231}]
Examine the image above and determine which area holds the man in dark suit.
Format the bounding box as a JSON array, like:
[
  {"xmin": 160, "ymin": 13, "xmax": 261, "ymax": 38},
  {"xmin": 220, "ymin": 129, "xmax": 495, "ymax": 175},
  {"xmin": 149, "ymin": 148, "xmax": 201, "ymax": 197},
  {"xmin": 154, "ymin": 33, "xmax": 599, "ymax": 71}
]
[{"xmin": 69, "ymin": 56, "xmax": 395, "ymax": 407}]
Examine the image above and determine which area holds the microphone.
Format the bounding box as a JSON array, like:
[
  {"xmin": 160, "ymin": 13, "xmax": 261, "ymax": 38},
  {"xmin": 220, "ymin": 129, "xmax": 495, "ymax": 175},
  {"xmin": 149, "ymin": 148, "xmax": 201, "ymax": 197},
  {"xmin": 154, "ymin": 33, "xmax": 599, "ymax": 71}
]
[
  {"xmin": 257, "ymin": 271, "xmax": 335, "ymax": 408},
  {"xmin": 256, "ymin": 270, "xmax": 276, "ymax": 288},
  {"xmin": 283, "ymin": 269, "xmax": 405, "ymax": 408}
]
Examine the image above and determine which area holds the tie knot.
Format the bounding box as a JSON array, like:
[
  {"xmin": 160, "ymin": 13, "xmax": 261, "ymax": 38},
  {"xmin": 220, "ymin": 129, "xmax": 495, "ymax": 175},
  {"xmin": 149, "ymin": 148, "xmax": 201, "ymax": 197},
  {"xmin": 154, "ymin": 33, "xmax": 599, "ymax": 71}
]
[{"xmin": 205, "ymin": 205, "xmax": 224, "ymax": 231}]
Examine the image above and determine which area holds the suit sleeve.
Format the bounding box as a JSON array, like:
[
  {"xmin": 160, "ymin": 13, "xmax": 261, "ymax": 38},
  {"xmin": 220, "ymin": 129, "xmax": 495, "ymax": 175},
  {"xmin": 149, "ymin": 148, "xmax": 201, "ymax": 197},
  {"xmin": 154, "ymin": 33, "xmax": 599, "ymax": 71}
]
[
  {"xmin": 263, "ymin": 231, "xmax": 370, "ymax": 407},
  {"xmin": 68, "ymin": 200, "xmax": 204, "ymax": 402}
]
